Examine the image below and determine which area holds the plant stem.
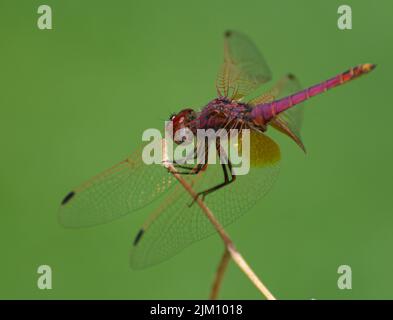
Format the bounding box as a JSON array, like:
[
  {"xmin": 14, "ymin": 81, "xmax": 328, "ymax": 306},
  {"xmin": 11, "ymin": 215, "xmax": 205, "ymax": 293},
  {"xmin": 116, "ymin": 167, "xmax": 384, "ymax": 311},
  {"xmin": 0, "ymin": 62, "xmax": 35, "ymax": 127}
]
[
  {"xmin": 210, "ymin": 248, "xmax": 230, "ymax": 300},
  {"xmin": 162, "ymin": 143, "xmax": 276, "ymax": 300}
]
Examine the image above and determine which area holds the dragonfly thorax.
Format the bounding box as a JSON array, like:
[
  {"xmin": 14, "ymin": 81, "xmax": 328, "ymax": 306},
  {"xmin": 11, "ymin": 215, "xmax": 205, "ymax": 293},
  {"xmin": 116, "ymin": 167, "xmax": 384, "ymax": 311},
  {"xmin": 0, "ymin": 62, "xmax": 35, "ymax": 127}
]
[{"xmin": 197, "ymin": 97, "xmax": 252, "ymax": 132}]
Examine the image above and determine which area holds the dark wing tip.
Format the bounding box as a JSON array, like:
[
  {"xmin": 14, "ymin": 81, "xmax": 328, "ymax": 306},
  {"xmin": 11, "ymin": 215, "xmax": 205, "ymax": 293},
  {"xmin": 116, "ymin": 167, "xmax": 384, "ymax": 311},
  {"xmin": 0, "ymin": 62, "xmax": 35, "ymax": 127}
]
[
  {"xmin": 287, "ymin": 73, "xmax": 296, "ymax": 80},
  {"xmin": 61, "ymin": 191, "xmax": 75, "ymax": 205},
  {"xmin": 224, "ymin": 30, "xmax": 233, "ymax": 38},
  {"xmin": 133, "ymin": 228, "xmax": 145, "ymax": 246}
]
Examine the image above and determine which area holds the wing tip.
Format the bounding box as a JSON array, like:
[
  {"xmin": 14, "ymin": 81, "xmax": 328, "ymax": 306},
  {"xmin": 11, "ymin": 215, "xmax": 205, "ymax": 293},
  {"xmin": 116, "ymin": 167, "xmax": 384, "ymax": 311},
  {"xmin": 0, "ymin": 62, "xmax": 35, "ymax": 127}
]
[
  {"xmin": 224, "ymin": 30, "xmax": 233, "ymax": 38},
  {"xmin": 287, "ymin": 73, "xmax": 296, "ymax": 80},
  {"xmin": 133, "ymin": 228, "xmax": 145, "ymax": 246},
  {"xmin": 61, "ymin": 191, "xmax": 75, "ymax": 205}
]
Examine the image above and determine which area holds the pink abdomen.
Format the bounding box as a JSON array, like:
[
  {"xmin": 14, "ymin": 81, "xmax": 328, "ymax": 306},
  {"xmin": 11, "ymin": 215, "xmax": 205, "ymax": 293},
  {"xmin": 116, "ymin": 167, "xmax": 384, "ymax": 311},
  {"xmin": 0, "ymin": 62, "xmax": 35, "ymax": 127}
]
[{"xmin": 251, "ymin": 63, "xmax": 376, "ymax": 124}]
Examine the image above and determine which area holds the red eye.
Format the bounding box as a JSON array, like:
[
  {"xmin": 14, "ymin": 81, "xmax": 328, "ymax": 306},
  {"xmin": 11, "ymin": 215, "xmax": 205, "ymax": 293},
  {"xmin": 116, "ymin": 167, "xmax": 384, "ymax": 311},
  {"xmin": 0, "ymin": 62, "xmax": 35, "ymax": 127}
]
[{"xmin": 169, "ymin": 109, "xmax": 196, "ymax": 132}]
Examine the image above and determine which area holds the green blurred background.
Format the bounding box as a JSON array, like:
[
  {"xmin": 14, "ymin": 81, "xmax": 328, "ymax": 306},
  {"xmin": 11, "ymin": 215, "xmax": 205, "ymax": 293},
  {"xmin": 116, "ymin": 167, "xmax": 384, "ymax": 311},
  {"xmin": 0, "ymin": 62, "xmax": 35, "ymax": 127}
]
[{"xmin": 0, "ymin": 0, "xmax": 391, "ymax": 299}]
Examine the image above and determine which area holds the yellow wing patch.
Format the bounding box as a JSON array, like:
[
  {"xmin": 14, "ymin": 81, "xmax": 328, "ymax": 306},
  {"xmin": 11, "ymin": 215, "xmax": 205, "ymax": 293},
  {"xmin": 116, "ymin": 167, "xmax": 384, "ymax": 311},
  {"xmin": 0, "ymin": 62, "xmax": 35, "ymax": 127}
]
[{"xmin": 239, "ymin": 130, "xmax": 281, "ymax": 168}]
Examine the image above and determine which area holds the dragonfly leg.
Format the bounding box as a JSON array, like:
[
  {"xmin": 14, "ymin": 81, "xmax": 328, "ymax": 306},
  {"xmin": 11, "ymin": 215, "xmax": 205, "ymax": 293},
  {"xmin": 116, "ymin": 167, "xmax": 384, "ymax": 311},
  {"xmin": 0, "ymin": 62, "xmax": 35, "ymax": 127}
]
[
  {"xmin": 173, "ymin": 163, "xmax": 207, "ymax": 175},
  {"xmin": 163, "ymin": 145, "xmax": 197, "ymax": 169},
  {"xmin": 188, "ymin": 142, "xmax": 236, "ymax": 206},
  {"xmin": 200, "ymin": 162, "xmax": 236, "ymax": 199},
  {"xmin": 172, "ymin": 143, "xmax": 209, "ymax": 175},
  {"xmin": 188, "ymin": 163, "xmax": 236, "ymax": 207}
]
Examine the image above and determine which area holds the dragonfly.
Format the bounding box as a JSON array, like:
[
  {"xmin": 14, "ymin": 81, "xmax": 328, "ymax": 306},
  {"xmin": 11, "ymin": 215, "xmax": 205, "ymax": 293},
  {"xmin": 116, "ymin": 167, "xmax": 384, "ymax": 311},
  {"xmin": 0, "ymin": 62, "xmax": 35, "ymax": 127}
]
[{"xmin": 59, "ymin": 30, "xmax": 375, "ymax": 268}]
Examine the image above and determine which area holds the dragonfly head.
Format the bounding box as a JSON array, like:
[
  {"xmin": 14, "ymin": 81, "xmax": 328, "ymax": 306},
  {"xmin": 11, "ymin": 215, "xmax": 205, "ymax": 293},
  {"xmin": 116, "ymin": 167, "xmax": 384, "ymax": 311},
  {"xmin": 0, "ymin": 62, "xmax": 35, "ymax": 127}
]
[{"xmin": 167, "ymin": 108, "xmax": 197, "ymax": 142}]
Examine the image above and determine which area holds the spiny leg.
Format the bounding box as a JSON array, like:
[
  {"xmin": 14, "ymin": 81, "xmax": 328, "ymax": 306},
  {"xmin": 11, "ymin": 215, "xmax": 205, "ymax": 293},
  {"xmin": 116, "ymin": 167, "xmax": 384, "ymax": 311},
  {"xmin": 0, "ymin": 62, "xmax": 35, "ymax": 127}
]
[
  {"xmin": 172, "ymin": 163, "xmax": 208, "ymax": 175},
  {"xmin": 164, "ymin": 146, "xmax": 196, "ymax": 171},
  {"xmin": 171, "ymin": 142, "xmax": 209, "ymax": 175},
  {"xmin": 191, "ymin": 119, "xmax": 244, "ymax": 201},
  {"xmin": 196, "ymin": 161, "xmax": 236, "ymax": 201},
  {"xmin": 189, "ymin": 143, "xmax": 236, "ymax": 206}
]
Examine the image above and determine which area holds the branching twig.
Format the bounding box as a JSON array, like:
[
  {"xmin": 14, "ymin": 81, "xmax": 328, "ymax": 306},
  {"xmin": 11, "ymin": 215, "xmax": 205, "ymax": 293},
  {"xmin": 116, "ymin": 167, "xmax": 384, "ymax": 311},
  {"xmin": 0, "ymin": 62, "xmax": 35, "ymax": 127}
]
[
  {"xmin": 162, "ymin": 141, "xmax": 276, "ymax": 300},
  {"xmin": 210, "ymin": 248, "xmax": 230, "ymax": 300}
]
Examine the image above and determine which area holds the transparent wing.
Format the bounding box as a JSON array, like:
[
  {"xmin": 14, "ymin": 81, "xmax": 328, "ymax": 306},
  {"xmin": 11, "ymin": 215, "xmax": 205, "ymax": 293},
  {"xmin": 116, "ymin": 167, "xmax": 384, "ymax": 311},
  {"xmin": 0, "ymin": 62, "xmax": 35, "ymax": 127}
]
[
  {"xmin": 58, "ymin": 143, "xmax": 176, "ymax": 228},
  {"xmin": 130, "ymin": 131, "xmax": 281, "ymax": 268},
  {"xmin": 249, "ymin": 74, "xmax": 306, "ymax": 152},
  {"xmin": 216, "ymin": 30, "xmax": 272, "ymax": 101}
]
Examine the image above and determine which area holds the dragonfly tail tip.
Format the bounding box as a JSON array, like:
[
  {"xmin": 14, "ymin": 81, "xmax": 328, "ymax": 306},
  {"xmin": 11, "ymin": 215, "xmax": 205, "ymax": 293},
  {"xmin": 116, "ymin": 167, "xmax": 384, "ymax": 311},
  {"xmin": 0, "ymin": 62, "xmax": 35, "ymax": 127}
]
[{"xmin": 362, "ymin": 63, "xmax": 376, "ymax": 72}]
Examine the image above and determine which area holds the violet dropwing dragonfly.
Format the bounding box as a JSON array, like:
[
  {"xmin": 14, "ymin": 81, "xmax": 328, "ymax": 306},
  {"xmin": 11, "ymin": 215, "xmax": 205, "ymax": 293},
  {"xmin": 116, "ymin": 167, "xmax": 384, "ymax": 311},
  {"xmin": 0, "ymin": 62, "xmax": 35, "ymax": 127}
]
[{"xmin": 59, "ymin": 31, "xmax": 375, "ymax": 268}]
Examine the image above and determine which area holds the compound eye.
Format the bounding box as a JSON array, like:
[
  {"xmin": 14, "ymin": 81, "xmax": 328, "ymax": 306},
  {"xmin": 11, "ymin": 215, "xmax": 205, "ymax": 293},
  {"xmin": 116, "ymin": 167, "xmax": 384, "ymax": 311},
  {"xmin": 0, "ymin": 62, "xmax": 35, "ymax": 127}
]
[{"xmin": 177, "ymin": 116, "xmax": 185, "ymax": 124}]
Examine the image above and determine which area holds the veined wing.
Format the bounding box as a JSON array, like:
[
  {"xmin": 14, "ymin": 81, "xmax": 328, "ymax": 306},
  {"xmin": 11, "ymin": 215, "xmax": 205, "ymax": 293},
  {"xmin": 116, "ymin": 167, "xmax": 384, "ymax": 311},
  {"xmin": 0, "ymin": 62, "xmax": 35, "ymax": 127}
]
[
  {"xmin": 216, "ymin": 30, "xmax": 272, "ymax": 101},
  {"xmin": 249, "ymin": 74, "xmax": 306, "ymax": 152},
  {"xmin": 59, "ymin": 142, "xmax": 175, "ymax": 228},
  {"xmin": 130, "ymin": 131, "xmax": 281, "ymax": 268}
]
